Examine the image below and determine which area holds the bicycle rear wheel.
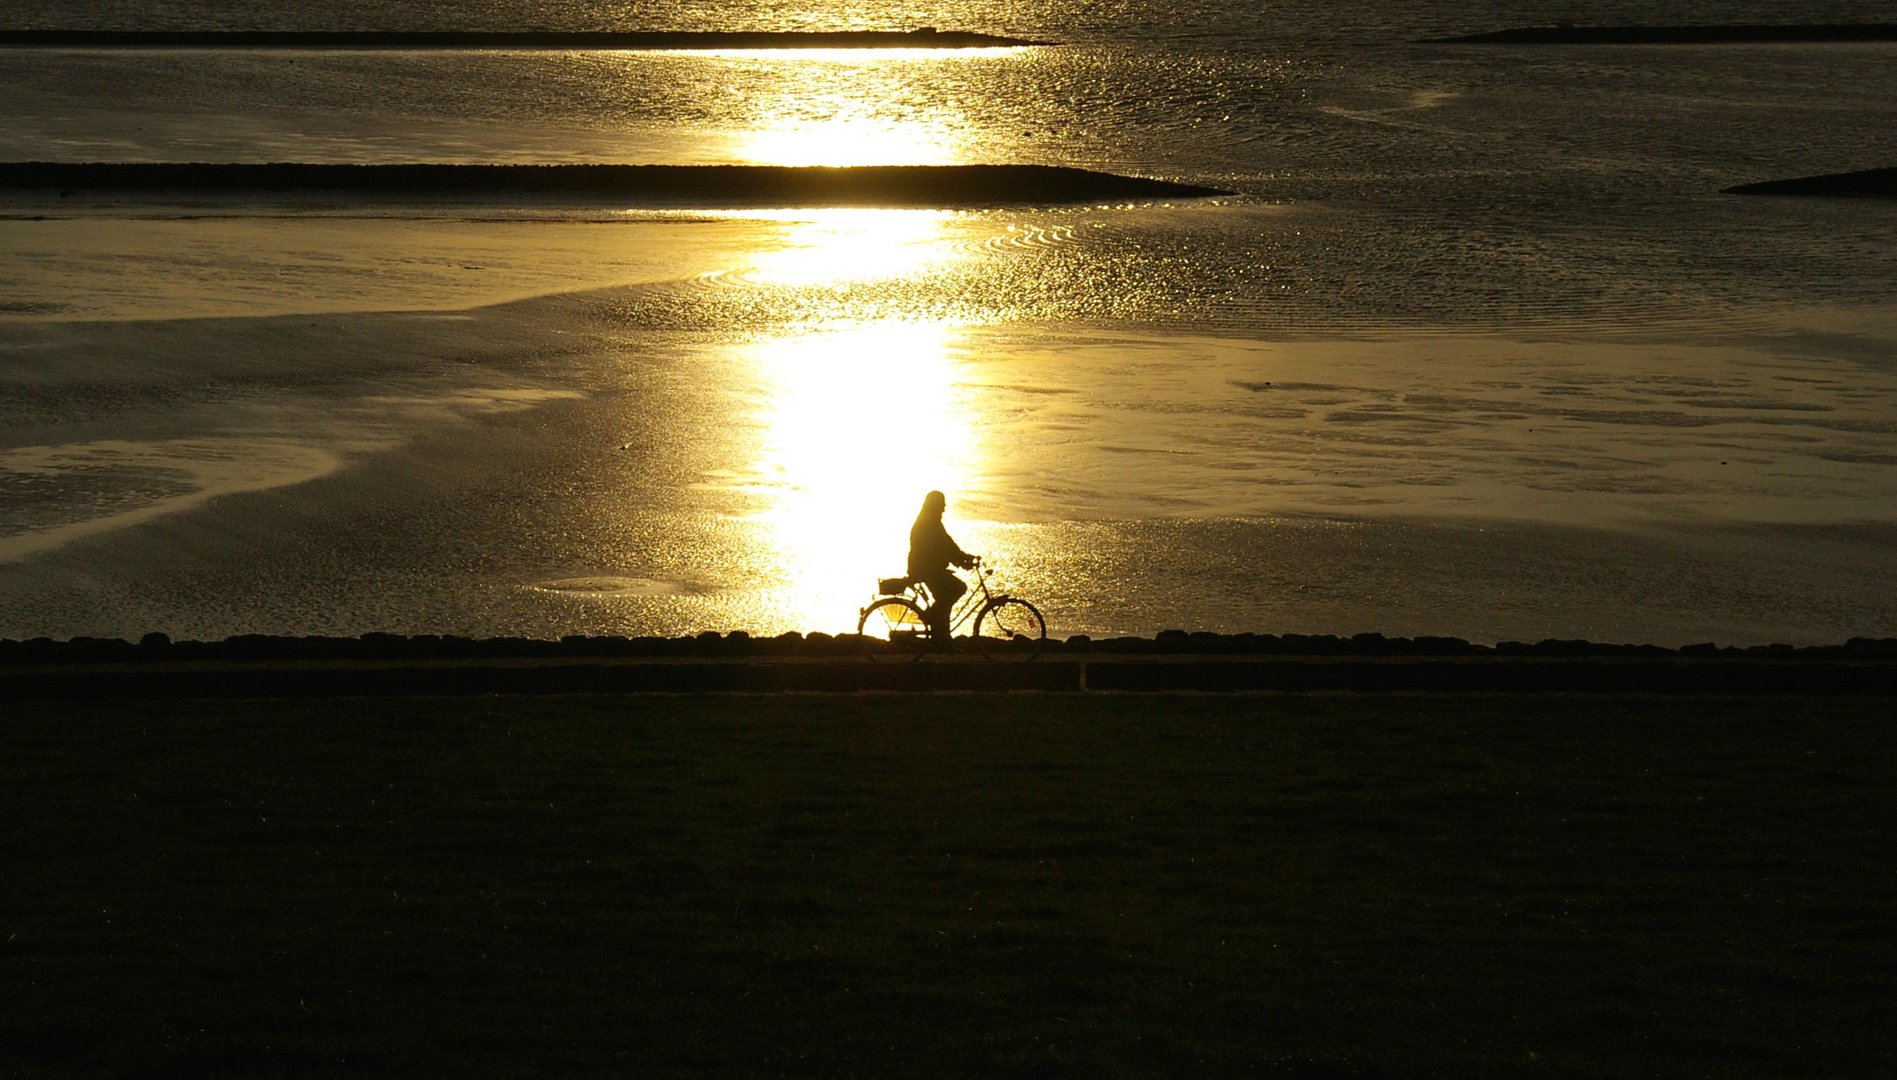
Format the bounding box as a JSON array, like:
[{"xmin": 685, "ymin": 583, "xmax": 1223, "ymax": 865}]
[
  {"xmin": 857, "ymin": 596, "xmax": 930, "ymax": 662},
  {"xmin": 972, "ymin": 597, "xmax": 1047, "ymax": 660}
]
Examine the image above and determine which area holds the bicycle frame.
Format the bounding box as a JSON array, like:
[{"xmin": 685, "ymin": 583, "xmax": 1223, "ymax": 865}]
[
  {"xmin": 859, "ymin": 560, "xmax": 1045, "ymax": 659},
  {"xmin": 908, "ymin": 564, "xmax": 999, "ymax": 637}
]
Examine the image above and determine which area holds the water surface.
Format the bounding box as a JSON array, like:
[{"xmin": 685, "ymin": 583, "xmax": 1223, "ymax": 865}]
[{"xmin": 2, "ymin": 0, "xmax": 1893, "ymax": 643}]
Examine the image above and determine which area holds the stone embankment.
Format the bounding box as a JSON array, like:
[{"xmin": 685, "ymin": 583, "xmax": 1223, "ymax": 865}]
[{"xmin": 4, "ymin": 631, "xmax": 1894, "ymax": 698}]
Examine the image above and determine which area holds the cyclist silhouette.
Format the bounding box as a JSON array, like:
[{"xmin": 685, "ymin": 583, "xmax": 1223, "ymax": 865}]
[{"xmin": 907, "ymin": 490, "xmax": 977, "ymax": 639}]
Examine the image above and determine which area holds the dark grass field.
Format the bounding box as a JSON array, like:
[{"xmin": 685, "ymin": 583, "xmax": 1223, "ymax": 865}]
[{"xmin": 3, "ymin": 692, "xmax": 1892, "ymax": 1078}]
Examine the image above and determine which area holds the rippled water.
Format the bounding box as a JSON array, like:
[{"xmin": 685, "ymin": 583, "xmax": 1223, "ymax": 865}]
[
  {"xmin": 7, "ymin": 9, "xmax": 1894, "ymax": 325},
  {"xmin": 2, "ymin": 1, "xmax": 1894, "ymax": 643},
  {"xmin": 10, "ymin": 0, "xmax": 1891, "ymax": 39}
]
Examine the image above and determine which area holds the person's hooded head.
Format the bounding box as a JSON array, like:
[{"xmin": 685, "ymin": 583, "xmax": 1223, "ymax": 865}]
[{"xmin": 919, "ymin": 490, "xmax": 947, "ymax": 519}]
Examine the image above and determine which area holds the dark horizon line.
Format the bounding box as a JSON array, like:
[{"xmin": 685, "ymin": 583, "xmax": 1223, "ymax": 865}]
[
  {"xmin": 0, "ymin": 28, "xmax": 1055, "ymax": 50},
  {"xmin": 0, "ymin": 162, "xmax": 1231, "ymax": 207},
  {"xmin": 1425, "ymin": 23, "xmax": 1897, "ymax": 45}
]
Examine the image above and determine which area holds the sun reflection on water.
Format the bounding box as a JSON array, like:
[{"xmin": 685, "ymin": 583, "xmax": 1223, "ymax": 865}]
[
  {"xmin": 734, "ymin": 120, "xmax": 961, "ymax": 167},
  {"xmin": 715, "ymin": 48, "xmax": 1021, "ymax": 166},
  {"xmin": 689, "ymin": 48, "xmax": 1023, "ymax": 62},
  {"xmin": 730, "ymin": 83, "xmax": 966, "ymax": 167},
  {"xmin": 744, "ymin": 321, "xmax": 982, "ymax": 631},
  {"xmin": 738, "ymin": 208, "xmax": 958, "ymax": 287},
  {"xmin": 689, "ymin": 207, "xmax": 992, "ymax": 631}
]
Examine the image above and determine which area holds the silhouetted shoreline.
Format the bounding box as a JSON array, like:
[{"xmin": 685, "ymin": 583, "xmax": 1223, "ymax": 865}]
[
  {"xmin": 0, "ymin": 162, "xmax": 1228, "ymax": 207},
  {"xmin": 4, "ymin": 631, "xmax": 1893, "ymax": 698},
  {"xmin": 1724, "ymin": 167, "xmax": 1897, "ymax": 198},
  {"xmin": 1425, "ymin": 24, "xmax": 1897, "ymax": 45},
  {"xmin": 0, "ymin": 29, "xmax": 1052, "ymax": 50},
  {"xmin": 11, "ymin": 629, "xmax": 1895, "ymax": 662}
]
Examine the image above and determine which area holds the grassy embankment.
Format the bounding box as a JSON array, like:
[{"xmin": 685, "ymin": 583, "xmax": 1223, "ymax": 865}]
[{"xmin": 3, "ymin": 693, "xmax": 1891, "ymax": 1078}]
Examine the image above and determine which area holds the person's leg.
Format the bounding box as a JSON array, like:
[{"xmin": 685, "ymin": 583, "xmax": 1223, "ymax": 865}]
[{"xmin": 925, "ymin": 573, "xmax": 965, "ymax": 639}]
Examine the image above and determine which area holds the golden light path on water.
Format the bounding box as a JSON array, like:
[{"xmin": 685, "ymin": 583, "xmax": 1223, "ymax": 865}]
[
  {"xmin": 718, "ymin": 207, "xmax": 991, "ymax": 631},
  {"xmin": 713, "ymin": 47, "xmax": 1023, "ymax": 166},
  {"xmin": 666, "ymin": 47, "xmax": 1027, "ymax": 629},
  {"xmin": 739, "ymin": 207, "xmax": 958, "ymax": 286},
  {"xmin": 734, "ymin": 120, "xmax": 957, "ymax": 167},
  {"xmin": 745, "ymin": 322, "xmax": 983, "ymax": 630}
]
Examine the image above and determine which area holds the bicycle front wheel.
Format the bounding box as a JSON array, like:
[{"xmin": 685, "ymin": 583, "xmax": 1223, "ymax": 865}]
[
  {"xmin": 857, "ymin": 597, "xmax": 930, "ymax": 662},
  {"xmin": 972, "ymin": 597, "xmax": 1047, "ymax": 660}
]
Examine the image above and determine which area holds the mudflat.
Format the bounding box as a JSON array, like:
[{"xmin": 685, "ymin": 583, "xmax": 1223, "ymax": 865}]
[{"xmin": 4, "ymin": 691, "xmax": 1889, "ymax": 1077}]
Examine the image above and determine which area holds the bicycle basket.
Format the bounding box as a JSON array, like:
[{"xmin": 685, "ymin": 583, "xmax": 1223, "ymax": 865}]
[{"xmin": 877, "ymin": 576, "xmax": 914, "ymax": 595}]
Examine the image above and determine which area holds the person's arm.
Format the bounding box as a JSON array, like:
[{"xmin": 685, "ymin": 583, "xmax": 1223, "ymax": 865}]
[{"xmin": 949, "ymin": 534, "xmax": 977, "ymax": 568}]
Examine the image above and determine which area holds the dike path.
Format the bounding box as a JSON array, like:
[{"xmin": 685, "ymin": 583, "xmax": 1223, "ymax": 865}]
[{"xmin": 4, "ymin": 632, "xmax": 1895, "ymax": 698}]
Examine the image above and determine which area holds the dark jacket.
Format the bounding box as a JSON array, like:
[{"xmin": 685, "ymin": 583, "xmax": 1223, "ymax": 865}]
[{"xmin": 908, "ymin": 513, "xmax": 972, "ymax": 579}]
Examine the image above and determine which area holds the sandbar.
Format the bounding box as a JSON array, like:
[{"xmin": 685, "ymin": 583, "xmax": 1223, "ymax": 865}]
[
  {"xmin": 1724, "ymin": 167, "xmax": 1897, "ymax": 198},
  {"xmin": 0, "ymin": 29, "xmax": 1052, "ymax": 50},
  {"xmin": 0, "ymin": 162, "xmax": 1228, "ymax": 207}
]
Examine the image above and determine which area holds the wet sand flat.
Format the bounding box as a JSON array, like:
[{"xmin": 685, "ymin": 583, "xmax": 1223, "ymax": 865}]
[
  {"xmin": 3, "ymin": 691, "xmax": 1890, "ymax": 1077},
  {"xmin": 4, "ymin": 212, "xmax": 1895, "ymax": 645}
]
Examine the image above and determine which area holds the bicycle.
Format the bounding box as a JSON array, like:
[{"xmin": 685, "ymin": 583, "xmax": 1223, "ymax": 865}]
[{"xmin": 856, "ymin": 559, "xmax": 1047, "ymax": 661}]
